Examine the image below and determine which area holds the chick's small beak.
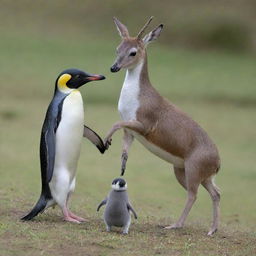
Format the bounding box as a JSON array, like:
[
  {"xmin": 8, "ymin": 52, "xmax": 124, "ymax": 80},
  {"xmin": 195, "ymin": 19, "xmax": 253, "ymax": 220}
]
[{"xmin": 87, "ymin": 74, "xmax": 106, "ymax": 81}]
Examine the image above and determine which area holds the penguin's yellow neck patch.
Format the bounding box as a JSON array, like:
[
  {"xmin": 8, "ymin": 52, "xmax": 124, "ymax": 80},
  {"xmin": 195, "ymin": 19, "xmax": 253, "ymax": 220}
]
[{"xmin": 57, "ymin": 74, "xmax": 73, "ymax": 93}]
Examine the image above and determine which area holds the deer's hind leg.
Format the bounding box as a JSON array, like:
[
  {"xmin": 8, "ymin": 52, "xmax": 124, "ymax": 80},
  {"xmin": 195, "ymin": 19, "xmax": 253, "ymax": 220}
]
[
  {"xmin": 201, "ymin": 176, "xmax": 220, "ymax": 236},
  {"xmin": 165, "ymin": 160, "xmax": 202, "ymax": 230},
  {"xmin": 173, "ymin": 166, "xmax": 187, "ymax": 190}
]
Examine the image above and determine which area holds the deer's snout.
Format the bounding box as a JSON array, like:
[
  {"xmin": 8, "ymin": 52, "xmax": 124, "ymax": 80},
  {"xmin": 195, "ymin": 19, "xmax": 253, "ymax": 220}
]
[{"xmin": 110, "ymin": 63, "xmax": 121, "ymax": 73}]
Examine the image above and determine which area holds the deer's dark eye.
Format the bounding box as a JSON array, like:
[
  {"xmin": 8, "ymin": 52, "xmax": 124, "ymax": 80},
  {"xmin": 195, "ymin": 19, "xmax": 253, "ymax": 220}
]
[{"xmin": 129, "ymin": 51, "xmax": 137, "ymax": 57}]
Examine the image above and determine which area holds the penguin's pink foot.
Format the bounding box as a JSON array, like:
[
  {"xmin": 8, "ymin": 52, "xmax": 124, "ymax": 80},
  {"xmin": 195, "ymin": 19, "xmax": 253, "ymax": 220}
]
[
  {"xmin": 64, "ymin": 215, "xmax": 81, "ymax": 223},
  {"xmin": 68, "ymin": 211, "xmax": 87, "ymax": 222},
  {"xmin": 63, "ymin": 207, "xmax": 85, "ymax": 223}
]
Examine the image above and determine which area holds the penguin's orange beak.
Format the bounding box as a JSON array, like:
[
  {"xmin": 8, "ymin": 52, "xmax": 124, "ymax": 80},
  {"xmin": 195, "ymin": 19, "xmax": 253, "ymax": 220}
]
[{"xmin": 87, "ymin": 74, "xmax": 106, "ymax": 81}]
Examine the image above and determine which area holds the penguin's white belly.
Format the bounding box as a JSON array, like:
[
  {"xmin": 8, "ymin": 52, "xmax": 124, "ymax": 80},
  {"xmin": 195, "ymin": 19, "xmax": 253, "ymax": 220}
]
[
  {"xmin": 131, "ymin": 131, "xmax": 184, "ymax": 168},
  {"xmin": 50, "ymin": 91, "xmax": 84, "ymax": 202}
]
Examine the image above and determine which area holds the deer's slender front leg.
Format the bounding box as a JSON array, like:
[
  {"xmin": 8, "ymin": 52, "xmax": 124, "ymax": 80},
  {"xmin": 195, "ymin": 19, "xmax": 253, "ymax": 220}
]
[
  {"xmin": 121, "ymin": 129, "xmax": 134, "ymax": 176},
  {"xmin": 104, "ymin": 120, "xmax": 145, "ymax": 147}
]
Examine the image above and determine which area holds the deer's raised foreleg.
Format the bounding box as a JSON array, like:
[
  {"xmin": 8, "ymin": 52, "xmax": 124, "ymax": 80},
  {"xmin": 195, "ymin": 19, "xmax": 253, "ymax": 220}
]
[{"xmin": 104, "ymin": 120, "xmax": 145, "ymax": 148}]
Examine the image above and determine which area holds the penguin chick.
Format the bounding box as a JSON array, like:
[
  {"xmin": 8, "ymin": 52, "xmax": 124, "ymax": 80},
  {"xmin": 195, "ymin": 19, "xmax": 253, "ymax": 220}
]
[
  {"xmin": 97, "ymin": 178, "xmax": 137, "ymax": 234},
  {"xmin": 21, "ymin": 68, "xmax": 106, "ymax": 223}
]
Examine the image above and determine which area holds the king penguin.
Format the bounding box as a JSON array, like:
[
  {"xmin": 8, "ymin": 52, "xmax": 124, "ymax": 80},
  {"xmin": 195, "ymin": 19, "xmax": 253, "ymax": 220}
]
[
  {"xmin": 97, "ymin": 178, "xmax": 137, "ymax": 234},
  {"xmin": 21, "ymin": 68, "xmax": 106, "ymax": 223}
]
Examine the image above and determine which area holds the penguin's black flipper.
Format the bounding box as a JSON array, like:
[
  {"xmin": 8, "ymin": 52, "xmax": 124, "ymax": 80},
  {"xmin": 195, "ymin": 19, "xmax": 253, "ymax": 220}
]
[
  {"xmin": 97, "ymin": 198, "xmax": 108, "ymax": 211},
  {"xmin": 41, "ymin": 128, "xmax": 56, "ymax": 183},
  {"xmin": 127, "ymin": 203, "xmax": 138, "ymax": 219},
  {"xmin": 40, "ymin": 93, "xmax": 66, "ymax": 184},
  {"xmin": 83, "ymin": 125, "xmax": 106, "ymax": 154}
]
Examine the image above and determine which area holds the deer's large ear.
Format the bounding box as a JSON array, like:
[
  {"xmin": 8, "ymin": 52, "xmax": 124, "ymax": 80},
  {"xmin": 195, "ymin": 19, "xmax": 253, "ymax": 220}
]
[
  {"xmin": 143, "ymin": 24, "xmax": 163, "ymax": 45},
  {"xmin": 113, "ymin": 17, "xmax": 129, "ymax": 38}
]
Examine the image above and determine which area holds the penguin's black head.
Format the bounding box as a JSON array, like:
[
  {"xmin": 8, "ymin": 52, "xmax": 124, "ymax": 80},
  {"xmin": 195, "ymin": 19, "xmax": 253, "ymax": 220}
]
[
  {"xmin": 56, "ymin": 68, "xmax": 105, "ymax": 93},
  {"xmin": 111, "ymin": 178, "xmax": 127, "ymax": 191}
]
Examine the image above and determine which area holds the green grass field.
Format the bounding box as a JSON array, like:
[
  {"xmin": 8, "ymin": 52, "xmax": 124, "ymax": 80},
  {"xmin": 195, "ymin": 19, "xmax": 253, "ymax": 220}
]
[{"xmin": 1, "ymin": 26, "xmax": 256, "ymax": 255}]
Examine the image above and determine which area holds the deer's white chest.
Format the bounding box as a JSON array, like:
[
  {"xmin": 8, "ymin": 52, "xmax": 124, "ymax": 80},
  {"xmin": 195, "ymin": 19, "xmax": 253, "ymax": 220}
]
[{"xmin": 118, "ymin": 63, "xmax": 143, "ymax": 121}]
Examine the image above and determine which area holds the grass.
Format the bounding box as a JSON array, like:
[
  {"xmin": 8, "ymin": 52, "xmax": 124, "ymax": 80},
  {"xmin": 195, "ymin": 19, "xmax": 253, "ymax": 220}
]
[
  {"xmin": 1, "ymin": 102, "xmax": 256, "ymax": 256},
  {"xmin": 0, "ymin": 25, "xmax": 256, "ymax": 255}
]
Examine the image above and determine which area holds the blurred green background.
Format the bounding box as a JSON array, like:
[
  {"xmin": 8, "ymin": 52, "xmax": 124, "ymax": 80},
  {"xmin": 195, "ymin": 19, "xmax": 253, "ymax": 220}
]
[
  {"xmin": 0, "ymin": 1, "xmax": 255, "ymax": 255},
  {"xmin": 1, "ymin": 0, "xmax": 256, "ymax": 103}
]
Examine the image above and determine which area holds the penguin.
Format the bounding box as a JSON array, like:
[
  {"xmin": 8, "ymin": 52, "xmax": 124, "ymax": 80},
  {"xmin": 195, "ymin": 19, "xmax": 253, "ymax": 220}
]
[
  {"xmin": 21, "ymin": 68, "xmax": 106, "ymax": 223},
  {"xmin": 97, "ymin": 178, "xmax": 137, "ymax": 234}
]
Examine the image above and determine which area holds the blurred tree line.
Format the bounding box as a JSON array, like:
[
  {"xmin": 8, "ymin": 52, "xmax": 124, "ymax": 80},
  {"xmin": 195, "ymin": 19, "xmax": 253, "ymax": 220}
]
[{"xmin": 0, "ymin": 0, "xmax": 255, "ymax": 53}]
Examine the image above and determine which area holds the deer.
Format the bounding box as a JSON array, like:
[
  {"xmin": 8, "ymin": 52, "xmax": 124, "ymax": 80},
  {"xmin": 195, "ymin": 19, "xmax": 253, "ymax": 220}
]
[{"xmin": 104, "ymin": 17, "xmax": 221, "ymax": 236}]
